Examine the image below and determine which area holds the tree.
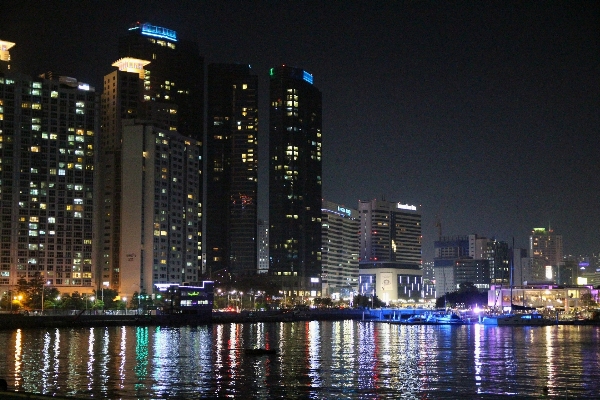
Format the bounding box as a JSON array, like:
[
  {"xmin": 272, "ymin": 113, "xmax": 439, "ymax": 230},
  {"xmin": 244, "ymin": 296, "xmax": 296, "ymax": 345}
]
[
  {"xmin": 353, "ymin": 294, "xmax": 384, "ymax": 308},
  {"xmin": 93, "ymin": 288, "xmax": 119, "ymax": 309},
  {"xmin": 435, "ymin": 283, "xmax": 487, "ymax": 308}
]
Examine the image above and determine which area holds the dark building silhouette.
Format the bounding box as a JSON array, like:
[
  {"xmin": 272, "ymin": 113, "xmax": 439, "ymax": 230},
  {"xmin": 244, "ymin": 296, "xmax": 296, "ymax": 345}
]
[
  {"xmin": 206, "ymin": 64, "xmax": 258, "ymax": 277},
  {"xmin": 268, "ymin": 65, "xmax": 322, "ymax": 293}
]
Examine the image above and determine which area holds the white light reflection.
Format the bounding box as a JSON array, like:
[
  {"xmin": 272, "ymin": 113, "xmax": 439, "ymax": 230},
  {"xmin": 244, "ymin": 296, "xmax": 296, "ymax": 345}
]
[
  {"xmin": 100, "ymin": 328, "xmax": 110, "ymax": 391},
  {"xmin": 228, "ymin": 323, "xmax": 239, "ymax": 394},
  {"xmin": 42, "ymin": 331, "xmax": 51, "ymax": 392},
  {"xmin": 308, "ymin": 321, "xmax": 321, "ymax": 388},
  {"xmin": 474, "ymin": 324, "xmax": 482, "ymax": 388},
  {"xmin": 214, "ymin": 324, "xmax": 224, "ymax": 393},
  {"xmin": 545, "ymin": 327, "xmax": 555, "ymax": 393},
  {"xmin": 87, "ymin": 328, "xmax": 95, "ymax": 392},
  {"xmin": 14, "ymin": 329, "xmax": 22, "ymax": 389},
  {"xmin": 119, "ymin": 326, "xmax": 127, "ymax": 389},
  {"xmin": 53, "ymin": 329, "xmax": 61, "ymax": 388}
]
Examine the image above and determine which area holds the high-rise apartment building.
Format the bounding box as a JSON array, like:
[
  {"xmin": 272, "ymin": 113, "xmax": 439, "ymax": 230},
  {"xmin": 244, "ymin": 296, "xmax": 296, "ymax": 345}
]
[
  {"xmin": 206, "ymin": 64, "xmax": 258, "ymax": 277},
  {"xmin": 0, "ymin": 41, "xmax": 99, "ymax": 292},
  {"xmin": 321, "ymin": 201, "xmax": 360, "ymax": 298},
  {"xmin": 99, "ymin": 23, "xmax": 204, "ymax": 295},
  {"xmin": 119, "ymin": 121, "xmax": 202, "ymax": 297},
  {"xmin": 529, "ymin": 227, "xmax": 563, "ymax": 282},
  {"xmin": 268, "ymin": 65, "xmax": 322, "ymax": 293}
]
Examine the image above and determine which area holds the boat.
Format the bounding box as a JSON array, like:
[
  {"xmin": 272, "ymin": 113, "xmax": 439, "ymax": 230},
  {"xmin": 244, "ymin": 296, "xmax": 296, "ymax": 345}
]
[
  {"xmin": 426, "ymin": 312, "xmax": 464, "ymax": 324},
  {"xmin": 244, "ymin": 348, "xmax": 277, "ymax": 356},
  {"xmin": 481, "ymin": 313, "xmax": 553, "ymax": 326},
  {"xmin": 405, "ymin": 315, "xmax": 428, "ymax": 324}
]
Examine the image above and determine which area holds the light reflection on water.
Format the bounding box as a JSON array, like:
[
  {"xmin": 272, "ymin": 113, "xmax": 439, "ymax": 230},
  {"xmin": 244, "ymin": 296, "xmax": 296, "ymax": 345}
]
[{"xmin": 0, "ymin": 322, "xmax": 599, "ymax": 399}]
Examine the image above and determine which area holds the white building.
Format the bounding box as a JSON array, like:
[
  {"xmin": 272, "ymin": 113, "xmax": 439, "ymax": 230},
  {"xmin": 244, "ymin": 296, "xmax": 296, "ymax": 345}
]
[
  {"xmin": 118, "ymin": 121, "xmax": 202, "ymax": 299},
  {"xmin": 321, "ymin": 201, "xmax": 360, "ymax": 299}
]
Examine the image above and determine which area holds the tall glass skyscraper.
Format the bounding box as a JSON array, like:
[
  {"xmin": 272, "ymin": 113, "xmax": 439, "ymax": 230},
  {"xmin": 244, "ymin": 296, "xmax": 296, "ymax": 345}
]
[
  {"xmin": 206, "ymin": 64, "xmax": 258, "ymax": 278},
  {"xmin": 268, "ymin": 65, "xmax": 322, "ymax": 294}
]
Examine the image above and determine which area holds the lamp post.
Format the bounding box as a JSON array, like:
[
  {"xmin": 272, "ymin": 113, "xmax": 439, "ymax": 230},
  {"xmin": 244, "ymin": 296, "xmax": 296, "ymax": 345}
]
[{"xmin": 41, "ymin": 280, "xmax": 50, "ymax": 314}]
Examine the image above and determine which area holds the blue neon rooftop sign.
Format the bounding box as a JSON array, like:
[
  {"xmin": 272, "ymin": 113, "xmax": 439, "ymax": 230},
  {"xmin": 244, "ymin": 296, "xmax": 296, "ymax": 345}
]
[
  {"xmin": 130, "ymin": 23, "xmax": 177, "ymax": 42},
  {"xmin": 303, "ymin": 70, "xmax": 314, "ymax": 84}
]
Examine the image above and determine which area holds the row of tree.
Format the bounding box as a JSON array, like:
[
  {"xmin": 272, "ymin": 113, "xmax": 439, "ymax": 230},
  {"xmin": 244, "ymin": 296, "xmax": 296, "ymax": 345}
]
[{"xmin": 0, "ymin": 277, "xmax": 155, "ymax": 311}]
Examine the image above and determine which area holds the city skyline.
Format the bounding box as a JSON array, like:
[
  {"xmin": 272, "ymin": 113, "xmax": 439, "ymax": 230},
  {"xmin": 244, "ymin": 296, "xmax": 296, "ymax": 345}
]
[{"xmin": 3, "ymin": 1, "xmax": 599, "ymax": 260}]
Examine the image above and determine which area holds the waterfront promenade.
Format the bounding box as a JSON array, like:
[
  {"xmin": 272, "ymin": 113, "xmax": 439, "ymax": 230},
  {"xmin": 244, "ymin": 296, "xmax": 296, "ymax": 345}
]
[
  {"xmin": 2, "ymin": 307, "xmax": 598, "ymax": 330},
  {"xmin": 0, "ymin": 308, "xmax": 372, "ymax": 330}
]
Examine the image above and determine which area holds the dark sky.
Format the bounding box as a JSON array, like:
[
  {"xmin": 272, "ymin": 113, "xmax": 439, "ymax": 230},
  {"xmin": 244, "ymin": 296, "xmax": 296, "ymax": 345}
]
[{"xmin": 3, "ymin": 1, "xmax": 599, "ymax": 261}]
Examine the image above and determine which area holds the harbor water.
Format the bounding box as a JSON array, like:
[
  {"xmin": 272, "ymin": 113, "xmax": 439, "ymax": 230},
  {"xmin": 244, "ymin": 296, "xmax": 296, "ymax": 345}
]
[{"xmin": 1, "ymin": 321, "xmax": 599, "ymax": 399}]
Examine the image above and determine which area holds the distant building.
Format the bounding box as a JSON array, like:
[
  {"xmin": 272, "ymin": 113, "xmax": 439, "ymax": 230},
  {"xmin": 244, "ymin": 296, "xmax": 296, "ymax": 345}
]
[
  {"xmin": 268, "ymin": 65, "xmax": 322, "ymax": 296},
  {"xmin": 529, "ymin": 227, "xmax": 563, "ymax": 282},
  {"xmin": 321, "ymin": 201, "xmax": 360, "ymax": 299},
  {"xmin": 435, "ymin": 235, "xmax": 473, "ymax": 295},
  {"xmin": 205, "ymin": 64, "xmax": 258, "ymax": 277},
  {"xmin": 257, "ymin": 220, "xmax": 269, "ymax": 274},
  {"xmin": 0, "ymin": 44, "xmax": 99, "ymax": 292},
  {"xmin": 512, "ymin": 248, "xmax": 531, "ymax": 286},
  {"xmin": 435, "ymin": 235, "xmax": 508, "ymax": 295}
]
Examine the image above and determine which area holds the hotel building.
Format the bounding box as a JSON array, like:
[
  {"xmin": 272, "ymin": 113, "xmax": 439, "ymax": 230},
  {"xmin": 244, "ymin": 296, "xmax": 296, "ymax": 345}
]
[{"xmin": 358, "ymin": 199, "xmax": 422, "ymax": 302}]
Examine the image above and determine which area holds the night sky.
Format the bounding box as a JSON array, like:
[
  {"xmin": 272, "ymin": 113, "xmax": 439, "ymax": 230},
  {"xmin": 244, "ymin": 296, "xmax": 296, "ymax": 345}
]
[{"xmin": 3, "ymin": 1, "xmax": 599, "ymax": 260}]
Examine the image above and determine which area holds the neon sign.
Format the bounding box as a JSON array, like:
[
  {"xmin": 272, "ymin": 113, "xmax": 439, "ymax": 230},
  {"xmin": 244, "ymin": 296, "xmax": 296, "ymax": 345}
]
[
  {"xmin": 303, "ymin": 70, "xmax": 313, "ymax": 84},
  {"xmin": 337, "ymin": 206, "xmax": 351, "ymax": 216},
  {"xmin": 397, "ymin": 203, "xmax": 417, "ymax": 211},
  {"xmin": 136, "ymin": 23, "xmax": 178, "ymax": 42}
]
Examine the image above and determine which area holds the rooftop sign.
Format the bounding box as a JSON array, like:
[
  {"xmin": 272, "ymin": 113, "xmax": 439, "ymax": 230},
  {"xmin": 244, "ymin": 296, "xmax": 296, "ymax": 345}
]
[
  {"xmin": 130, "ymin": 23, "xmax": 177, "ymax": 42},
  {"xmin": 397, "ymin": 203, "xmax": 417, "ymax": 211}
]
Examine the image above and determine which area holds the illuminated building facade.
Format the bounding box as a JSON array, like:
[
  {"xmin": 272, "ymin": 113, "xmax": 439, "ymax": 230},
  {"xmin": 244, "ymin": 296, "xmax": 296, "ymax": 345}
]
[
  {"xmin": 529, "ymin": 227, "xmax": 563, "ymax": 282},
  {"xmin": 269, "ymin": 65, "xmax": 322, "ymax": 294},
  {"xmin": 0, "ymin": 40, "xmax": 15, "ymax": 72},
  {"xmin": 119, "ymin": 121, "xmax": 202, "ymax": 299},
  {"xmin": 358, "ymin": 199, "xmax": 422, "ymax": 265},
  {"xmin": 206, "ymin": 64, "xmax": 258, "ymax": 277},
  {"xmin": 321, "ymin": 201, "xmax": 360, "ymax": 299},
  {"xmin": 0, "ymin": 52, "xmax": 98, "ymax": 291}
]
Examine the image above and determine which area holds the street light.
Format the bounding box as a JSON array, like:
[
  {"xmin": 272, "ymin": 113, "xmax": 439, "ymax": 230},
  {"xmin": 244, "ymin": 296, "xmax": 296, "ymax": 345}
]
[{"xmin": 41, "ymin": 280, "xmax": 50, "ymax": 314}]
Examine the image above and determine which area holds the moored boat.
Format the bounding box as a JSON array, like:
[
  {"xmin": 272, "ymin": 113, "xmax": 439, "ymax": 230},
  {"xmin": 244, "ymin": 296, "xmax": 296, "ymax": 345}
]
[
  {"xmin": 481, "ymin": 313, "xmax": 553, "ymax": 326},
  {"xmin": 426, "ymin": 312, "xmax": 464, "ymax": 324}
]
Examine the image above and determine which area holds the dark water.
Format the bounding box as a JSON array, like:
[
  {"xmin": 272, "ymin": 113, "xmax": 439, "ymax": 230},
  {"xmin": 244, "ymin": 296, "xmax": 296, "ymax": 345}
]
[{"xmin": 0, "ymin": 321, "xmax": 599, "ymax": 399}]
